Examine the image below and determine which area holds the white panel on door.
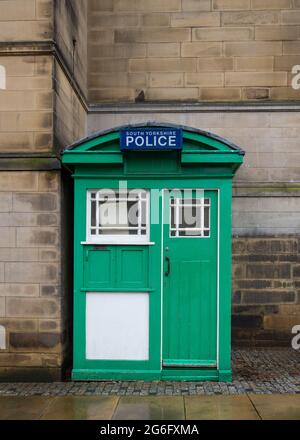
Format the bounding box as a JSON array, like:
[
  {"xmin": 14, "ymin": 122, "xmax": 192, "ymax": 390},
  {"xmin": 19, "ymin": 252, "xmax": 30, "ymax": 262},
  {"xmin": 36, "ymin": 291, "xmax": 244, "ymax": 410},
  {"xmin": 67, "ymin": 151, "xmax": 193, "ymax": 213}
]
[{"xmin": 86, "ymin": 292, "xmax": 149, "ymax": 360}]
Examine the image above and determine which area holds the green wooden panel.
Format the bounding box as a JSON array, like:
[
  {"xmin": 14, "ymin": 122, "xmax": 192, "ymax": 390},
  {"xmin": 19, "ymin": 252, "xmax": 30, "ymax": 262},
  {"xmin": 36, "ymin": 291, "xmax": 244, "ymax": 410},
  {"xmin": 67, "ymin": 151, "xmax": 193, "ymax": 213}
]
[
  {"xmin": 163, "ymin": 190, "xmax": 218, "ymax": 367},
  {"xmin": 117, "ymin": 247, "xmax": 148, "ymax": 288},
  {"xmin": 83, "ymin": 247, "xmax": 113, "ymax": 289}
]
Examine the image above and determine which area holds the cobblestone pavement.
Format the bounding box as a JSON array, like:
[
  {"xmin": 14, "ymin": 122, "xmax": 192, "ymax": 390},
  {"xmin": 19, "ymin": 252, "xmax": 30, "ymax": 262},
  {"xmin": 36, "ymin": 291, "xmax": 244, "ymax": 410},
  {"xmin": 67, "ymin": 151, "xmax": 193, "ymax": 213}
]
[{"xmin": 0, "ymin": 348, "xmax": 299, "ymax": 396}]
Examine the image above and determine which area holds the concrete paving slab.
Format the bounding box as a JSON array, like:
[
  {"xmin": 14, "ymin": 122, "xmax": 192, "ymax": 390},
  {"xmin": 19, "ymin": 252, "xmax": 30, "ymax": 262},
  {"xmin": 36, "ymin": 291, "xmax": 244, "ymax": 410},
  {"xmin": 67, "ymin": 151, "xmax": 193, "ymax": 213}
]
[
  {"xmin": 112, "ymin": 396, "xmax": 185, "ymax": 420},
  {"xmin": 0, "ymin": 396, "xmax": 53, "ymax": 420},
  {"xmin": 249, "ymin": 394, "xmax": 300, "ymax": 420},
  {"xmin": 185, "ymin": 395, "xmax": 260, "ymax": 420},
  {"xmin": 40, "ymin": 396, "xmax": 119, "ymax": 420}
]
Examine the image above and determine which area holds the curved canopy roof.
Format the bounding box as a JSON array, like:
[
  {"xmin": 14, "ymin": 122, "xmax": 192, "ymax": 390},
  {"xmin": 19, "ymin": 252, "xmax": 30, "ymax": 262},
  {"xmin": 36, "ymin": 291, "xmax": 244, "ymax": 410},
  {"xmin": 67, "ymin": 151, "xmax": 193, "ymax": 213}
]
[{"xmin": 61, "ymin": 122, "xmax": 244, "ymax": 172}]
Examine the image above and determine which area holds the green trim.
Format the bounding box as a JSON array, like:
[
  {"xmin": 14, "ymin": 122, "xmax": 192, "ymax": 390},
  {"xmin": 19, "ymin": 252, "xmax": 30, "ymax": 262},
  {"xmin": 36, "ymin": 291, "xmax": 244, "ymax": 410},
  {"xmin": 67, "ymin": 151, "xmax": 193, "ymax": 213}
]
[{"xmin": 163, "ymin": 360, "xmax": 217, "ymax": 367}]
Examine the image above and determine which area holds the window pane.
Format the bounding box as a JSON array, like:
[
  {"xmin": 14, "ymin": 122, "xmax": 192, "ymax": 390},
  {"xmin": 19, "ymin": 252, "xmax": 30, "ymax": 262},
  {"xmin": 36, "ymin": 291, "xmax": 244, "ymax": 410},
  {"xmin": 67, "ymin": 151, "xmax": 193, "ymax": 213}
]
[
  {"xmin": 170, "ymin": 197, "xmax": 210, "ymax": 238},
  {"xmin": 88, "ymin": 190, "xmax": 148, "ymax": 241}
]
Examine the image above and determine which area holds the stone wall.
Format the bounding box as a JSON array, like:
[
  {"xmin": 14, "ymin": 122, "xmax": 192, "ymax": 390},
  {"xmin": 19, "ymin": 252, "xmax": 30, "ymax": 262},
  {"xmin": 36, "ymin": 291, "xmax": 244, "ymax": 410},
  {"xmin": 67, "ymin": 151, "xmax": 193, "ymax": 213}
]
[
  {"xmin": 0, "ymin": 0, "xmax": 87, "ymax": 380},
  {"xmin": 88, "ymin": 0, "xmax": 300, "ymax": 102}
]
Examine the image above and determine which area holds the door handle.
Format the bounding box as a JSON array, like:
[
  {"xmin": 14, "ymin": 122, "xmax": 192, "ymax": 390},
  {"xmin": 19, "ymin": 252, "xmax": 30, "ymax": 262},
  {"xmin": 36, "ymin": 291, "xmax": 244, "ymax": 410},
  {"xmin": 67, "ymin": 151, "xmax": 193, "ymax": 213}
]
[{"xmin": 165, "ymin": 256, "xmax": 171, "ymax": 277}]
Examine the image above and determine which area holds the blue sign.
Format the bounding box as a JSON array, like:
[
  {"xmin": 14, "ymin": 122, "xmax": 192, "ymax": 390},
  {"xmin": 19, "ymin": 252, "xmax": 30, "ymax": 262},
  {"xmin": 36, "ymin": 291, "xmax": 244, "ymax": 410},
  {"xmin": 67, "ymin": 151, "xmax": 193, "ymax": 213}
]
[{"xmin": 120, "ymin": 128, "xmax": 182, "ymax": 151}]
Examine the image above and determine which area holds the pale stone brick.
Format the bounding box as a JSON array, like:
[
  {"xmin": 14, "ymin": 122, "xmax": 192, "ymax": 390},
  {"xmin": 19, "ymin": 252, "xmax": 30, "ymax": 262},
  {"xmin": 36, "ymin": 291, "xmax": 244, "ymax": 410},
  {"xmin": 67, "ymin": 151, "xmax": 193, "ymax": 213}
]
[
  {"xmin": 38, "ymin": 172, "xmax": 59, "ymax": 192},
  {"xmin": 0, "ymin": 318, "xmax": 37, "ymax": 332},
  {"xmin": 13, "ymin": 193, "xmax": 58, "ymax": 212},
  {"xmin": 114, "ymin": 0, "xmax": 181, "ymax": 12},
  {"xmin": 89, "ymin": 30, "xmax": 114, "ymax": 45},
  {"xmin": 197, "ymin": 57, "xmax": 234, "ymax": 71},
  {"xmin": 0, "ymin": 21, "xmax": 52, "ymax": 41},
  {"xmin": 0, "ymin": 133, "xmax": 34, "ymax": 153},
  {"xmin": 0, "ymin": 228, "xmax": 15, "ymax": 247},
  {"xmin": 283, "ymin": 41, "xmax": 300, "ymax": 54},
  {"xmin": 89, "ymin": 59, "xmax": 128, "ymax": 73},
  {"xmin": 252, "ymin": 0, "xmax": 292, "ymax": 8},
  {"xmin": 182, "ymin": 42, "xmax": 222, "ymax": 57},
  {"xmin": 0, "ymin": 56, "xmax": 35, "ymax": 77},
  {"xmin": 149, "ymin": 73, "xmax": 184, "ymax": 87},
  {"xmin": 213, "ymin": 0, "xmax": 251, "ymax": 9},
  {"xmin": 0, "ymin": 91, "xmax": 37, "ymax": 111},
  {"xmin": 255, "ymin": 25, "xmax": 300, "ymax": 40},
  {"xmin": 5, "ymin": 76, "xmax": 52, "ymax": 91},
  {"xmin": 0, "ymin": 213, "xmax": 58, "ymax": 227},
  {"xmin": 88, "ymin": 73, "xmax": 146, "ymax": 88},
  {"xmin": 0, "ymin": 173, "xmax": 38, "ymax": 193},
  {"xmin": 35, "ymin": 56, "xmax": 53, "ymax": 77},
  {"xmin": 294, "ymin": 0, "xmax": 300, "ymax": 7},
  {"xmin": 39, "ymin": 249, "xmax": 59, "ymax": 262},
  {"xmin": 192, "ymin": 27, "xmax": 253, "ymax": 41},
  {"xmin": 5, "ymin": 263, "xmax": 58, "ymax": 284},
  {"xmin": 225, "ymin": 41, "xmax": 282, "ymax": 56},
  {"xmin": 89, "ymin": 0, "xmax": 113, "ymax": 11},
  {"xmin": 235, "ymin": 57, "xmax": 274, "ymax": 71},
  {"xmin": 88, "ymin": 88, "xmax": 136, "ymax": 102},
  {"xmin": 16, "ymin": 227, "xmax": 58, "ymax": 248},
  {"xmin": 142, "ymin": 14, "xmax": 170, "ymax": 27},
  {"xmin": 0, "ymin": 298, "xmax": 5, "ymax": 318},
  {"xmin": 186, "ymin": 72, "xmax": 224, "ymax": 86},
  {"xmin": 171, "ymin": 12, "xmax": 220, "ymax": 27},
  {"xmin": 0, "ymin": 284, "xmax": 39, "ymax": 297},
  {"xmin": 35, "ymin": 91, "xmax": 53, "ymax": 110},
  {"xmin": 270, "ymin": 87, "xmax": 300, "ymax": 99},
  {"xmin": 281, "ymin": 10, "xmax": 300, "ymax": 24},
  {"xmin": 148, "ymin": 43, "xmax": 180, "ymax": 57},
  {"xmin": 222, "ymin": 11, "xmax": 279, "ymax": 25},
  {"xmin": 36, "ymin": 0, "xmax": 53, "ymax": 19},
  {"xmin": 200, "ymin": 87, "xmax": 241, "ymax": 100},
  {"xmin": 39, "ymin": 319, "xmax": 61, "ymax": 332},
  {"xmin": 89, "ymin": 14, "xmax": 139, "ymax": 28},
  {"xmin": 6, "ymin": 298, "xmax": 59, "ymax": 318},
  {"xmin": 130, "ymin": 58, "xmax": 197, "ymax": 73},
  {"xmin": 0, "ymin": 194, "xmax": 12, "ymax": 212},
  {"xmin": 0, "ymin": 265, "xmax": 4, "ymax": 283},
  {"xmin": 0, "ymin": 248, "xmax": 39, "ymax": 262},
  {"xmin": 274, "ymin": 55, "xmax": 300, "ymax": 70},
  {"xmin": 89, "ymin": 44, "xmax": 147, "ymax": 58},
  {"xmin": 115, "ymin": 28, "xmax": 191, "ymax": 43},
  {"xmin": 146, "ymin": 87, "xmax": 198, "ymax": 101},
  {"xmin": 243, "ymin": 88, "xmax": 270, "ymax": 100},
  {"xmin": 0, "ymin": 0, "xmax": 36, "ymax": 21},
  {"xmin": 225, "ymin": 72, "xmax": 287, "ymax": 86},
  {"xmin": 182, "ymin": 0, "xmax": 211, "ymax": 11}
]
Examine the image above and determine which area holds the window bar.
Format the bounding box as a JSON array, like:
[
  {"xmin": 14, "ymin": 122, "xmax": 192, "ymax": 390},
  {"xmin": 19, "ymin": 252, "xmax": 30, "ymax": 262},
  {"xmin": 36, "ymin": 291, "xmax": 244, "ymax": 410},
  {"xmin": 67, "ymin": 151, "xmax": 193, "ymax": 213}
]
[
  {"xmin": 138, "ymin": 191, "xmax": 142, "ymax": 236},
  {"xmin": 96, "ymin": 191, "xmax": 100, "ymax": 235},
  {"xmin": 175, "ymin": 198, "xmax": 180, "ymax": 237},
  {"xmin": 201, "ymin": 198, "xmax": 204, "ymax": 237}
]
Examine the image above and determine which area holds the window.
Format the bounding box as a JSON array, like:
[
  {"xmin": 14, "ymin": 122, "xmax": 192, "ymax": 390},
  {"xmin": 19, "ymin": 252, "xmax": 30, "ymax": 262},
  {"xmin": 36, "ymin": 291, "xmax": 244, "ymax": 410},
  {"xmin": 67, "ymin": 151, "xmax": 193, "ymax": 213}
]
[
  {"xmin": 170, "ymin": 198, "xmax": 210, "ymax": 237},
  {"xmin": 87, "ymin": 189, "xmax": 149, "ymax": 243}
]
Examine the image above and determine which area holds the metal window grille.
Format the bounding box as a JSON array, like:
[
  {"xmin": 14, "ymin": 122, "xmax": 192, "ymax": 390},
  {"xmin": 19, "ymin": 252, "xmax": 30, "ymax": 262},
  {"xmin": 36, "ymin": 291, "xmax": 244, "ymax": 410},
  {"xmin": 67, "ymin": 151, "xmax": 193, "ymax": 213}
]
[{"xmin": 170, "ymin": 198, "xmax": 210, "ymax": 237}]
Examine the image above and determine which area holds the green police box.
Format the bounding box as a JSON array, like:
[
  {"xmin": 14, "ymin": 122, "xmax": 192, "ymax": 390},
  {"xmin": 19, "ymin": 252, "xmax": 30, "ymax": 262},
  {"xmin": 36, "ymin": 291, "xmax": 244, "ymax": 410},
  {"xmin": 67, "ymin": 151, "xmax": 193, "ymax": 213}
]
[{"xmin": 61, "ymin": 123, "xmax": 244, "ymax": 381}]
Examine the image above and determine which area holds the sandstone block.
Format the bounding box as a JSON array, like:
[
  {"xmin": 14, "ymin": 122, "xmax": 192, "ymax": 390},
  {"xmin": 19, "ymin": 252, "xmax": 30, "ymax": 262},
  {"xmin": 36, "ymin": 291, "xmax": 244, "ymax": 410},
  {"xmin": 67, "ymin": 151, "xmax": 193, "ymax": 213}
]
[
  {"xmin": 235, "ymin": 57, "xmax": 274, "ymax": 71},
  {"xmin": 0, "ymin": 193, "xmax": 12, "ymax": 212},
  {"xmin": 114, "ymin": 0, "xmax": 181, "ymax": 12},
  {"xmin": 89, "ymin": 44, "xmax": 146, "ymax": 59},
  {"xmin": 255, "ymin": 25, "xmax": 300, "ymax": 41},
  {"xmin": 182, "ymin": 0, "xmax": 211, "ymax": 10},
  {"xmin": 147, "ymin": 43, "xmax": 180, "ymax": 57},
  {"xmin": 149, "ymin": 73, "xmax": 183, "ymax": 87},
  {"xmin": 197, "ymin": 57, "xmax": 234, "ymax": 71},
  {"xmin": 222, "ymin": 11, "xmax": 279, "ymax": 25},
  {"xmin": 225, "ymin": 72, "xmax": 287, "ymax": 86},
  {"xmin": 0, "ymin": 172, "xmax": 38, "ymax": 192},
  {"xmin": 200, "ymin": 87, "xmax": 241, "ymax": 100},
  {"xmin": 146, "ymin": 87, "xmax": 198, "ymax": 101},
  {"xmin": 0, "ymin": 248, "xmax": 39, "ymax": 262},
  {"xmin": 16, "ymin": 227, "xmax": 58, "ymax": 247},
  {"xmin": 185, "ymin": 72, "xmax": 224, "ymax": 86},
  {"xmin": 213, "ymin": 0, "xmax": 251, "ymax": 9},
  {"xmin": 142, "ymin": 14, "xmax": 170, "ymax": 27},
  {"xmin": 13, "ymin": 193, "xmax": 58, "ymax": 212},
  {"xmin": 9, "ymin": 332, "xmax": 61, "ymax": 353},
  {"xmin": 0, "ymin": 284, "xmax": 39, "ymax": 297},
  {"xmin": 130, "ymin": 58, "xmax": 197, "ymax": 72},
  {"xmin": 0, "ymin": 0, "xmax": 35, "ymax": 21},
  {"xmin": 115, "ymin": 28, "xmax": 191, "ymax": 43},
  {"xmin": 181, "ymin": 42, "xmax": 222, "ymax": 57},
  {"xmin": 0, "ymin": 228, "xmax": 15, "ymax": 247},
  {"xmin": 193, "ymin": 27, "xmax": 253, "ymax": 41},
  {"xmin": 5, "ymin": 263, "xmax": 58, "ymax": 283},
  {"xmin": 225, "ymin": 41, "xmax": 282, "ymax": 56},
  {"xmin": 171, "ymin": 12, "xmax": 220, "ymax": 27},
  {"xmin": 6, "ymin": 297, "xmax": 59, "ymax": 318},
  {"xmin": 252, "ymin": 0, "xmax": 292, "ymax": 8}
]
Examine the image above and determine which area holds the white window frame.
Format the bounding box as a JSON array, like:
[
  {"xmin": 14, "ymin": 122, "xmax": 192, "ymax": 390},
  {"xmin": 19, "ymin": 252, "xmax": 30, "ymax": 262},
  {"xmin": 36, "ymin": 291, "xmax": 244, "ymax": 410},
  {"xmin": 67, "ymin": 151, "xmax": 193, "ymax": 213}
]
[
  {"xmin": 85, "ymin": 189, "xmax": 150, "ymax": 244},
  {"xmin": 169, "ymin": 197, "xmax": 211, "ymax": 238}
]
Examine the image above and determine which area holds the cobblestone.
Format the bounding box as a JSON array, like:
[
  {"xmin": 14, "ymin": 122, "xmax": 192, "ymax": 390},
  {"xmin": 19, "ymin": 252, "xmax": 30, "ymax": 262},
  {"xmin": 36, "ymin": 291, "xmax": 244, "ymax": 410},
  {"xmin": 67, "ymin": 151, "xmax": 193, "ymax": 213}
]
[{"xmin": 0, "ymin": 348, "xmax": 299, "ymax": 396}]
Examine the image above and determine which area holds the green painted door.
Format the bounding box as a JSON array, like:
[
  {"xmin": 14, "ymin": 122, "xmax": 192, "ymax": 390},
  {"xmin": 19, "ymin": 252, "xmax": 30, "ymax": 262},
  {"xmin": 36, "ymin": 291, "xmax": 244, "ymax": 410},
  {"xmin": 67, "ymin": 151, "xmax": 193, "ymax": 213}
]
[{"xmin": 162, "ymin": 189, "xmax": 218, "ymax": 368}]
